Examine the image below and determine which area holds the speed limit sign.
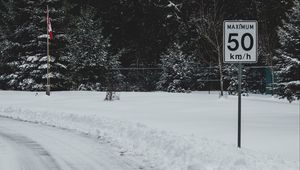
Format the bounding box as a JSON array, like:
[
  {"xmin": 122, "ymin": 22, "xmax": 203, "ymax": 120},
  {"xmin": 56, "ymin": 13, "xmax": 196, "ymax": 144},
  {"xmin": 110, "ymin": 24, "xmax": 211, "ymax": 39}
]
[
  {"xmin": 223, "ymin": 20, "xmax": 258, "ymax": 148},
  {"xmin": 223, "ymin": 21, "xmax": 257, "ymax": 63}
]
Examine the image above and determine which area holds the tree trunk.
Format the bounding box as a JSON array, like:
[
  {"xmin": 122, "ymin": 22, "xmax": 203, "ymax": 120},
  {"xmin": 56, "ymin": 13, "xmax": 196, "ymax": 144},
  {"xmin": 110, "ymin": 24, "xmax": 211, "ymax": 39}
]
[{"xmin": 217, "ymin": 46, "xmax": 224, "ymax": 96}]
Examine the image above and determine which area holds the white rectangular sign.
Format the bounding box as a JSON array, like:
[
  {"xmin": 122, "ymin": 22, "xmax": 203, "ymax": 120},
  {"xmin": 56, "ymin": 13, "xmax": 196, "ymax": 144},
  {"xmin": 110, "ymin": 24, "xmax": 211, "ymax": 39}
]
[{"xmin": 223, "ymin": 21, "xmax": 258, "ymax": 63}]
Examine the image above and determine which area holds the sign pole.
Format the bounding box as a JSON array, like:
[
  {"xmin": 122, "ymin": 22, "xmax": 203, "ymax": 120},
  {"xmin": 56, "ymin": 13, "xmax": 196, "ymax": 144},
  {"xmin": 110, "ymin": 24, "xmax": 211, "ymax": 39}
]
[
  {"xmin": 223, "ymin": 20, "xmax": 257, "ymax": 148},
  {"xmin": 46, "ymin": 5, "xmax": 50, "ymax": 96},
  {"xmin": 238, "ymin": 62, "xmax": 242, "ymax": 148}
]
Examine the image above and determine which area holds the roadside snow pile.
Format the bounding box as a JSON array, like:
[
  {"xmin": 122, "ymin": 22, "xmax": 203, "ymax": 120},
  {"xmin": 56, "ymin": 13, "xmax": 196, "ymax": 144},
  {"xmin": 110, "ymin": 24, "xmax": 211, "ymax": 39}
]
[{"xmin": 0, "ymin": 107, "xmax": 298, "ymax": 170}]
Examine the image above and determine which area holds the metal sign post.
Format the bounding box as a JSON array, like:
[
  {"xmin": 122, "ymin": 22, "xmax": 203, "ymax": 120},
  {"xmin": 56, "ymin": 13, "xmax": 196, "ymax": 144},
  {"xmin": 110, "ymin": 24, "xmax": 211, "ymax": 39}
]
[
  {"xmin": 223, "ymin": 20, "xmax": 258, "ymax": 148},
  {"xmin": 237, "ymin": 63, "xmax": 242, "ymax": 148}
]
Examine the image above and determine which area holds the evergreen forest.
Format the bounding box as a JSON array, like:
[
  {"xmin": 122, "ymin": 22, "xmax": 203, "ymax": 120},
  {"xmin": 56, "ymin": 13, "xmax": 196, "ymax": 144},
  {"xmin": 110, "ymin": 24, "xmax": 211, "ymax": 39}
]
[{"xmin": 0, "ymin": 0, "xmax": 299, "ymax": 101}]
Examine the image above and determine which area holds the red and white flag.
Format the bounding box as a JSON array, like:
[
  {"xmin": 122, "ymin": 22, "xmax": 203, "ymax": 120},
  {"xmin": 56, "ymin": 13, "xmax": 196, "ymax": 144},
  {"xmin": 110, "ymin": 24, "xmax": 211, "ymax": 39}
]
[{"xmin": 47, "ymin": 6, "xmax": 53, "ymax": 41}]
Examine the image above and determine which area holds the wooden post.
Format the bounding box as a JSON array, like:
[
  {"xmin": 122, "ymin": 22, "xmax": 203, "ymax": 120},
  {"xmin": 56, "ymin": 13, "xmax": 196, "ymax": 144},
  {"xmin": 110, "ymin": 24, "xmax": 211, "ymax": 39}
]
[{"xmin": 46, "ymin": 5, "xmax": 50, "ymax": 96}]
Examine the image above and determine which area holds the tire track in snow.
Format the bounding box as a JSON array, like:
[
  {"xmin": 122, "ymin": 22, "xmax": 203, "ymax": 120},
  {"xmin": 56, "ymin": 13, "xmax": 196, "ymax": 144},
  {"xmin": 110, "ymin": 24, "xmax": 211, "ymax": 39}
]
[
  {"xmin": 0, "ymin": 117, "xmax": 147, "ymax": 170},
  {"xmin": 0, "ymin": 130, "xmax": 62, "ymax": 170}
]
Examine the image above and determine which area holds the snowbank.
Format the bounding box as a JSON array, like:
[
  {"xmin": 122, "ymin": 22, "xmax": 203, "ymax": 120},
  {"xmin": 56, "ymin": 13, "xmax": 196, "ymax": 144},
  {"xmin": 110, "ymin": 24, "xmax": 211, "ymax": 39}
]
[{"xmin": 0, "ymin": 104, "xmax": 298, "ymax": 170}]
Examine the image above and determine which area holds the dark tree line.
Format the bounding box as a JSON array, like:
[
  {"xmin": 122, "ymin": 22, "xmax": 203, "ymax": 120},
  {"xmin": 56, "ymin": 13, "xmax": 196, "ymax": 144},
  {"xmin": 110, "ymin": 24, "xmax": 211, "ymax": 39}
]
[{"xmin": 0, "ymin": 0, "xmax": 299, "ymax": 101}]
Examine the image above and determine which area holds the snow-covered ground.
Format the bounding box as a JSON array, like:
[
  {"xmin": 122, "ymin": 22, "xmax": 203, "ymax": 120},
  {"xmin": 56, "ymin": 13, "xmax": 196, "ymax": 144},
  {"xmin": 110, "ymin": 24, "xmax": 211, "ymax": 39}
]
[{"xmin": 0, "ymin": 91, "xmax": 299, "ymax": 170}]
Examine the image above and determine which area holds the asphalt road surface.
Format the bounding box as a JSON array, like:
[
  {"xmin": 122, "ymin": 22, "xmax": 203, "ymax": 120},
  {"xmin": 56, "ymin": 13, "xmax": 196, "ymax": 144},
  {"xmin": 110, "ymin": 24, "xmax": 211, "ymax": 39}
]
[{"xmin": 0, "ymin": 117, "xmax": 145, "ymax": 170}]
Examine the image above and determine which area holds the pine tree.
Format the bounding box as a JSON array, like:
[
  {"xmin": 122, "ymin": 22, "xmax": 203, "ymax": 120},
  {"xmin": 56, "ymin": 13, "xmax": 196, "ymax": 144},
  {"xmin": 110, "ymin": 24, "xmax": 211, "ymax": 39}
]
[
  {"xmin": 275, "ymin": 0, "xmax": 300, "ymax": 102},
  {"xmin": 224, "ymin": 65, "xmax": 250, "ymax": 95},
  {"xmin": 0, "ymin": 0, "xmax": 68, "ymax": 91},
  {"xmin": 0, "ymin": 0, "xmax": 23, "ymax": 89},
  {"xmin": 66, "ymin": 6, "xmax": 123, "ymax": 91},
  {"xmin": 157, "ymin": 43, "xmax": 203, "ymax": 92}
]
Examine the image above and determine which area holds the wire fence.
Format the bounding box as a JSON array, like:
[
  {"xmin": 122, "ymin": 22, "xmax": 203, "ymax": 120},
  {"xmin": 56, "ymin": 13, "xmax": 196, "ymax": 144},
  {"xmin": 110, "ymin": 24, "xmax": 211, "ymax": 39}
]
[{"xmin": 112, "ymin": 65, "xmax": 275, "ymax": 94}]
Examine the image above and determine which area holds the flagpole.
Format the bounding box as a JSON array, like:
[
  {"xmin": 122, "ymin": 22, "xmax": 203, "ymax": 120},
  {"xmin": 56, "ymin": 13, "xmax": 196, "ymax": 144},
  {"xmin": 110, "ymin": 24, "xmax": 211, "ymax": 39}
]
[{"xmin": 46, "ymin": 5, "xmax": 50, "ymax": 96}]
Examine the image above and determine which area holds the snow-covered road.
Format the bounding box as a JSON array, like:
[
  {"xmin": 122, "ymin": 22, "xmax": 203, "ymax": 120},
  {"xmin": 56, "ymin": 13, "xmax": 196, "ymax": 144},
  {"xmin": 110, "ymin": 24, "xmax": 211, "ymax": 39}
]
[{"xmin": 0, "ymin": 117, "xmax": 144, "ymax": 170}]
